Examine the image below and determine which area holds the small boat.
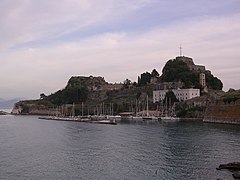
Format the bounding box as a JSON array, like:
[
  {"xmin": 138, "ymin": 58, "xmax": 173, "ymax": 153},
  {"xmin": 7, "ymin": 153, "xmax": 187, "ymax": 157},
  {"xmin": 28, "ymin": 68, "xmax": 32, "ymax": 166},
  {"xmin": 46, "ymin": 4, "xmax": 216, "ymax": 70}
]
[
  {"xmin": 160, "ymin": 116, "xmax": 180, "ymax": 122},
  {"xmin": 142, "ymin": 116, "xmax": 160, "ymax": 121},
  {"xmin": 96, "ymin": 119, "xmax": 117, "ymax": 125}
]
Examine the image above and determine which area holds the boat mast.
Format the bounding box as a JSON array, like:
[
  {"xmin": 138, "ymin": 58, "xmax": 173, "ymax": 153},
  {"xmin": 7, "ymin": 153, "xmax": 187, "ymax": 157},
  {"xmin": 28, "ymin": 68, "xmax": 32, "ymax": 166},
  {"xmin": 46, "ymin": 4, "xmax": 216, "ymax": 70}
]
[
  {"xmin": 165, "ymin": 97, "xmax": 168, "ymax": 117},
  {"xmin": 146, "ymin": 95, "xmax": 149, "ymax": 116},
  {"xmin": 81, "ymin": 102, "xmax": 83, "ymax": 116},
  {"xmin": 72, "ymin": 103, "xmax": 75, "ymax": 117}
]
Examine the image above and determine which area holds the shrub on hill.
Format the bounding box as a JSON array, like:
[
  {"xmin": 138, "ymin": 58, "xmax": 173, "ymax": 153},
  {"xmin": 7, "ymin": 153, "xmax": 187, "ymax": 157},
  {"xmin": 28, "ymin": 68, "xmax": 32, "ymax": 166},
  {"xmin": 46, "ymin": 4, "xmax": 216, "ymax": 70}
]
[{"xmin": 47, "ymin": 86, "xmax": 88, "ymax": 105}]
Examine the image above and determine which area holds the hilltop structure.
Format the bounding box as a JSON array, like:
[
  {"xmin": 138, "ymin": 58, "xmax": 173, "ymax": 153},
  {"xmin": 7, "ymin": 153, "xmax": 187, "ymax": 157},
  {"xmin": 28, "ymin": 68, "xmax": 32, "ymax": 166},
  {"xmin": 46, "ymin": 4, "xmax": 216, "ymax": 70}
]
[
  {"xmin": 153, "ymin": 55, "xmax": 212, "ymax": 103},
  {"xmin": 158, "ymin": 56, "xmax": 209, "ymax": 89},
  {"xmin": 175, "ymin": 56, "xmax": 206, "ymax": 72},
  {"xmin": 175, "ymin": 56, "xmax": 208, "ymax": 92},
  {"xmin": 67, "ymin": 76, "xmax": 123, "ymax": 91}
]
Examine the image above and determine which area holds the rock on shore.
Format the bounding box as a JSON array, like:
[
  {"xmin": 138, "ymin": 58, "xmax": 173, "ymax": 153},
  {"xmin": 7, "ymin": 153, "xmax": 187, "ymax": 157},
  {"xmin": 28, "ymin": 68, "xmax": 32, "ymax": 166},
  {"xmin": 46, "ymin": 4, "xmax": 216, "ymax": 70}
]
[
  {"xmin": 217, "ymin": 162, "xmax": 240, "ymax": 170},
  {"xmin": 217, "ymin": 162, "xmax": 240, "ymax": 179},
  {"xmin": 233, "ymin": 172, "xmax": 240, "ymax": 179}
]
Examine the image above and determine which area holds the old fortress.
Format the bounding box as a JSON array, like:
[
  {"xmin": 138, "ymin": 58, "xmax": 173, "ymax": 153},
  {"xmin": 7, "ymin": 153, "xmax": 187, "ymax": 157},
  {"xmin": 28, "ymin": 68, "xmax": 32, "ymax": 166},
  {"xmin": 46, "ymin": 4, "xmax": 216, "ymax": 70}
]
[{"xmin": 153, "ymin": 56, "xmax": 208, "ymax": 103}]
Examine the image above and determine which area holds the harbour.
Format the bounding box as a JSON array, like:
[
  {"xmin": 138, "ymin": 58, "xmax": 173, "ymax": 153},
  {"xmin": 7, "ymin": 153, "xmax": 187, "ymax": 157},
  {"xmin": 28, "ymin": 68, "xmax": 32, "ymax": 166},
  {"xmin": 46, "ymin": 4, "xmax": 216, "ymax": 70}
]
[{"xmin": 1, "ymin": 115, "xmax": 240, "ymax": 179}]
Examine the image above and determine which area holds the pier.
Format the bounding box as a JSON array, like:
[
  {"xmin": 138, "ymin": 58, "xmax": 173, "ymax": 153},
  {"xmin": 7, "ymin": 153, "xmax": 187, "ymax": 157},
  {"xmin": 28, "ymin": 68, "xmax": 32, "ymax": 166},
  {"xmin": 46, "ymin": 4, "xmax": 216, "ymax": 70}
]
[{"xmin": 38, "ymin": 116, "xmax": 117, "ymax": 125}]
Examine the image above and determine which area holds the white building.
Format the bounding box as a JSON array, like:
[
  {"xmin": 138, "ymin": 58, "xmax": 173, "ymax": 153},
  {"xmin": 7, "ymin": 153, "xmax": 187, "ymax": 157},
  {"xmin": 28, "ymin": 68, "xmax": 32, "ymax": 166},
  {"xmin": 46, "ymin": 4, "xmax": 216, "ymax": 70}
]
[{"xmin": 153, "ymin": 89, "xmax": 200, "ymax": 103}]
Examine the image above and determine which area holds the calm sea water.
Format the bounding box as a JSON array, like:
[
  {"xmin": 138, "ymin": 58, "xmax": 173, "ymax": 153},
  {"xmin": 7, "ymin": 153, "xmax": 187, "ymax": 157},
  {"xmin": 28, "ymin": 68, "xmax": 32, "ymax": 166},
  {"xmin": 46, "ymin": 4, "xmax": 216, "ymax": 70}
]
[{"xmin": 0, "ymin": 115, "xmax": 240, "ymax": 180}]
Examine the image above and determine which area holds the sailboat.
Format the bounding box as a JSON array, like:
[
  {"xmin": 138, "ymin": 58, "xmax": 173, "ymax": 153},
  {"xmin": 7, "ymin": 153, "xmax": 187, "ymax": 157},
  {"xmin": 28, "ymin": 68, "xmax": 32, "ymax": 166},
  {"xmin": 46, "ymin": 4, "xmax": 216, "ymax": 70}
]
[
  {"xmin": 142, "ymin": 95, "xmax": 159, "ymax": 121},
  {"xmin": 160, "ymin": 99, "xmax": 180, "ymax": 122}
]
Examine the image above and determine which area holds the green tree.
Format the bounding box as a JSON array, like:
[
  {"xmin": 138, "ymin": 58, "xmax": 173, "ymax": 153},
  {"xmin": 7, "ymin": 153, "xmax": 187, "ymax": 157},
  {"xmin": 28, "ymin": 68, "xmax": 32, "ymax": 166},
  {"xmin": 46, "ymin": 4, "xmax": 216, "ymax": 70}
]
[
  {"xmin": 123, "ymin": 79, "xmax": 131, "ymax": 89},
  {"xmin": 151, "ymin": 69, "xmax": 159, "ymax": 77},
  {"xmin": 205, "ymin": 73, "xmax": 223, "ymax": 90},
  {"xmin": 40, "ymin": 93, "xmax": 47, "ymax": 99},
  {"xmin": 136, "ymin": 91, "xmax": 141, "ymax": 100},
  {"xmin": 138, "ymin": 72, "xmax": 152, "ymax": 86},
  {"xmin": 161, "ymin": 59, "xmax": 189, "ymax": 82},
  {"xmin": 164, "ymin": 90, "xmax": 178, "ymax": 106},
  {"xmin": 47, "ymin": 85, "xmax": 88, "ymax": 105}
]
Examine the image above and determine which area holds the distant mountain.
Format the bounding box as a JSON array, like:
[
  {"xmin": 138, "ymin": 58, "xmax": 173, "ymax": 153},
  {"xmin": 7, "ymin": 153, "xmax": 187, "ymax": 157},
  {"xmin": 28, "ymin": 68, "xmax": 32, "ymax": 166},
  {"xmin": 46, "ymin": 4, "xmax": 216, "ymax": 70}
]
[{"xmin": 0, "ymin": 98, "xmax": 23, "ymax": 109}]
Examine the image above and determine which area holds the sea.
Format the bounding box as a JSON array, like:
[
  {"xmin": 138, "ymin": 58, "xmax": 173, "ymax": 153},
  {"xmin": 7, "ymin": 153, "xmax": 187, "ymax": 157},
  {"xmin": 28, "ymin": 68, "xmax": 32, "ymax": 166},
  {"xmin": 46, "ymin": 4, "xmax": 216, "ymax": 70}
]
[{"xmin": 0, "ymin": 115, "xmax": 240, "ymax": 180}]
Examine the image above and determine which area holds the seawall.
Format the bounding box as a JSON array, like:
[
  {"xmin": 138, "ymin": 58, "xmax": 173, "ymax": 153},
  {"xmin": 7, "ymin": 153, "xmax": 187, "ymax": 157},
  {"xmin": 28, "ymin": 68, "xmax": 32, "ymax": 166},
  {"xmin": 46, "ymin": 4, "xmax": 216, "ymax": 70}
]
[{"xmin": 203, "ymin": 103, "xmax": 240, "ymax": 125}]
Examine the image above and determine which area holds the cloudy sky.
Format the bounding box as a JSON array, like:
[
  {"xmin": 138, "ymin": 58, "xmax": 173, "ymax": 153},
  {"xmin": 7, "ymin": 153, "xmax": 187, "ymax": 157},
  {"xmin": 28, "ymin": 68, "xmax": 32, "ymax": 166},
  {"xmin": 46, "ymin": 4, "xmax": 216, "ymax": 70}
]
[{"xmin": 0, "ymin": 0, "xmax": 240, "ymax": 99}]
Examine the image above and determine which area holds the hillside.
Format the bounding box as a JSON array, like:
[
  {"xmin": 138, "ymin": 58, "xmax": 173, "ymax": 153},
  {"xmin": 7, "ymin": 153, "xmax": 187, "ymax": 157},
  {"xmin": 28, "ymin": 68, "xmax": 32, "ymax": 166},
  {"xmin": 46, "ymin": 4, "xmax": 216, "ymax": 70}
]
[
  {"xmin": 12, "ymin": 56, "xmax": 225, "ymax": 117},
  {"xmin": 12, "ymin": 76, "xmax": 154, "ymax": 115},
  {"xmin": 160, "ymin": 56, "xmax": 223, "ymax": 90}
]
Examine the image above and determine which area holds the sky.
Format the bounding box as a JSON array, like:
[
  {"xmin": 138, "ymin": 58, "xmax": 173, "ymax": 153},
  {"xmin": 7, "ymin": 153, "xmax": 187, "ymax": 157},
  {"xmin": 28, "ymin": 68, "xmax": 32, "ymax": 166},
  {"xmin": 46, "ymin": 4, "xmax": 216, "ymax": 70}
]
[{"xmin": 0, "ymin": 0, "xmax": 240, "ymax": 100}]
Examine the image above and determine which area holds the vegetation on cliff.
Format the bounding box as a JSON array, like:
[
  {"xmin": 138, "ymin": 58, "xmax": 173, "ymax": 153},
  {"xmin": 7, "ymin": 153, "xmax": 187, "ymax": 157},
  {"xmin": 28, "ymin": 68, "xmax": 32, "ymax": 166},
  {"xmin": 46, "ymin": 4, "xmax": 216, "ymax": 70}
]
[
  {"xmin": 17, "ymin": 75, "xmax": 154, "ymax": 115},
  {"xmin": 205, "ymin": 73, "xmax": 223, "ymax": 90},
  {"xmin": 137, "ymin": 69, "xmax": 159, "ymax": 86},
  {"xmin": 42, "ymin": 76, "xmax": 110, "ymax": 105},
  {"xmin": 161, "ymin": 60, "xmax": 196, "ymax": 86},
  {"xmin": 46, "ymin": 86, "xmax": 88, "ymax": 105}
]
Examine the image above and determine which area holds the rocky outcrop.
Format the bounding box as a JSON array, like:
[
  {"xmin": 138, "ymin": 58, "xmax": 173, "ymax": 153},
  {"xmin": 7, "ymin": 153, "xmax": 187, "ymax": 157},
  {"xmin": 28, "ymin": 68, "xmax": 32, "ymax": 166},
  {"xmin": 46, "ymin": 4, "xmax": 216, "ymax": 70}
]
[
  {"xmin": 233, "ymin": 172, "xmax": 240, "ymax": 179},
  {"xmin": 0, "ymin": 110, "xmax": 9, "ymax": 115},
  {"xmin": 217, "ymin": 162, "xmax": 240, "ymax": 179},
  {"xmin": 67, "ymin": 76, "xmax": 122, "ymax": 92},
  {"xmin": 11, "ymin": 100, "xmax": 59, "ymax": 115},
  {"xmin": 217, "ymin": 162, "xmax": 240, "ymax": 170}
]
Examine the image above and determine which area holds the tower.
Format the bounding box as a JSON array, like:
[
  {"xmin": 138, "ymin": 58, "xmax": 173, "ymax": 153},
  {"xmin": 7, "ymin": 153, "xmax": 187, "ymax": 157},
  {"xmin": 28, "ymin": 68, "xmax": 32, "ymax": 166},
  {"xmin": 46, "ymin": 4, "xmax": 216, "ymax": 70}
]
[{"xmin": 199, "ymin": 73, "xmax": 206, "ymax": 87}]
